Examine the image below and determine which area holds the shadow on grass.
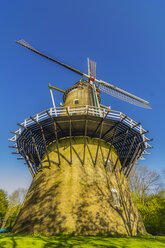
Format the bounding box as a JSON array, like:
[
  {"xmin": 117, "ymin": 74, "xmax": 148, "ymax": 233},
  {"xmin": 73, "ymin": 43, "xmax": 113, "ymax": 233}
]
[
  {"xmin": 0, "ymin": 233, "xmax": 165, "ymax": 248},
  {"xmin": 39, "ymin": 235, "xmax": 121, "ymax": 248}
]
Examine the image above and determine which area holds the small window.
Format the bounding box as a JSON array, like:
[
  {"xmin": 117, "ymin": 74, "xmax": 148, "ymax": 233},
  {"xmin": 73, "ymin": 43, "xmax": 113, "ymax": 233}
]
[
  {"xmin": 74, "ymin": 99, "xmax": 79, "ymax": 104},
  {"xmin": 111, "ymin": 189, "xmax": 120, "ymax": 207}
]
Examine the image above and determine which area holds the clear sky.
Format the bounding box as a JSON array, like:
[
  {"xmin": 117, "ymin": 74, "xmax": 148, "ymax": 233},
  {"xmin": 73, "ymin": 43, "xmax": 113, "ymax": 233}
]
[{"xmin": 0, "ymin": 0, "xmax": 165, "ymax": 194}]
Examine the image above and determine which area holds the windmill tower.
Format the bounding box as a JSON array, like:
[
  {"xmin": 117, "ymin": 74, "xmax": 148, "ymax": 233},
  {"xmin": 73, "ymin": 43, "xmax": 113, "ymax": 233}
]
[{"xmin": 9, "ymin": 40, "xmax": 152, "ymax": 236}]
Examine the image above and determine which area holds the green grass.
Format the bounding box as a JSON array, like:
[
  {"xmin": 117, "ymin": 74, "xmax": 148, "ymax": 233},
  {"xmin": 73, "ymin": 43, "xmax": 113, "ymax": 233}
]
[{"xmin": 0, "ymin": 234, "xmax": 165, "ymax": 248}]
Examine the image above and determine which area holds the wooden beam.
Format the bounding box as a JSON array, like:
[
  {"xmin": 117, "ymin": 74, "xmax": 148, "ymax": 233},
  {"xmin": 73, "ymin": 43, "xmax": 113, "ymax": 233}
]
[
  {"xmin": 100, "ymin": 104, "xmax": 110, "ymax": 110},
  {"xmin": 40, "ymin": 125, "xmax": 51, "ymax": 168},
  {"xmin": 46, "ymin": 111, "xmax": 61, "ymax": 165},
  {"xmin": 141, "ymin": 130, "xmax": 149, "ymax": 135},
  {"xmin": 145, "ymin": 146, "xmax": 153, "ymax": 149},
  {"xmin": 104, "ymin": 116, "xmax": 128, "ymax": 168},
  {"xmin": 30, "ymin": 116, "xmax": 38, "ymax": 124},
  {"xmin": 8, "ymin": 146, "xmax": 18, "ymax": 149},
  {"xmin": 124, "ymin": 143, "xmax": 141, "ymax": 176},
  {"xmin": 29, "ymin": 117, "xmax": 51, "ymax": 168},
  {"xmin": 48, "ymin": 84, "xmax": 65, "ymax": 93},
  {"xmin": 54, "ymin": 151, "xmax": 70, "ymax": 165},
  {"xmin": 29, "ymin": 130, "xmax": 43, "ymax": 168},
  {"xmin": 92, "ymin": 110, "xmax": 109, "ymax": 137},
  {"xmin": 29, "ymin": 152, "xmax": 37, "ymax": 173},
  {"xmin": 22, "ymin": 147, "xmax": 35, "ymax": 177},
  {"xmin": 22, "ymin": 141, "xmax": 37, "ymax": 173},
  {"xmin": 52, "ymin": 124, "xmax": 60, "ymax": 165},
  {"xmin": 17, "ymin": 123, "xmax": 27, "ymax": 129},
  {"xmin": 46, "ymin": 111, "xmax": 67, "ymax": 136},
  {"xmin": 102, "ymin": 115, "xmax": 127, "ymax": 139},
  {"xmin": 126, "ymin": 149, "xmax": 142, "ymax": 177},
  {"xmin": 132, "ymin": 122, "xmax": 141, "ymax": 129},
  {"xmin": 72, "ymin": 146, "xmax": 83, "ymax": 165},
  {"xmin": 113, "ymin": 129, "xmax": 129, "ymax": 171},
  {"xmin": 86, "ymin": 140, "xmax": 95, "ymax": 165},
  {"xmin": 83, "ymin": 118, "xmax": 88, "ymax": 164},
  {"xmin": 10, "ymin": 131, "xmax": 20, "ymax": 135},
  {"xmin": 66, "ymin": 109, "xmax": 72, "ymax": 165},
  {"xmin": 105, "ymin": 124, "xmax": 118, "ymax": 167},
  {"xmin": 121, "ymin": 136, "xmax": 137, "ymax": 171},
  {"xmin": 94, "ymin": 121, "xmax": 104, "ymax": 165},
  {"xmin": 108, "ymin": 122, "xmax": 140, "ymax": 144}
]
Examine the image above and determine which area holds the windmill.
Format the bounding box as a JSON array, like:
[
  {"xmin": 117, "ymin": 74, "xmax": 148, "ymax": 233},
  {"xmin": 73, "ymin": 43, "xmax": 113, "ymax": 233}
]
[
  {"xmin": 9, "ymin": 40, "xmax": 152, "ymax": 236},
  {"xmin": 15, "ymin": 40, "xmax": 151, "ymax": 110}
]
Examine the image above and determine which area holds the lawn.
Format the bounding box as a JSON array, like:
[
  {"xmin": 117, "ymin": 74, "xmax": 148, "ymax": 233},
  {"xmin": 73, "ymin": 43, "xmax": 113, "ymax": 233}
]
[{"xmin": 0, "ymin": 234, "xmax": 165, "ymax": 248}]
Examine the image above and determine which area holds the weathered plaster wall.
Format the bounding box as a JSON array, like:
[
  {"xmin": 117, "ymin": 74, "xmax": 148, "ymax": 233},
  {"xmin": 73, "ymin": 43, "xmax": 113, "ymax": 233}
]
[
  {"xmin": 13, "ymin": 137, "xmax": 145, "ymax": 236},
  {"xmin": 64, "ymin": 85, "xmax": 94, "ymax": 107}
]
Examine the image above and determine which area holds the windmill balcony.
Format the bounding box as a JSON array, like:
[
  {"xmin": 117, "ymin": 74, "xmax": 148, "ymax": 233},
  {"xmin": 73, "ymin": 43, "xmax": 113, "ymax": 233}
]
[{"xmin": 9, "ymin": 105, "xmax": 152, "ymax": 177}]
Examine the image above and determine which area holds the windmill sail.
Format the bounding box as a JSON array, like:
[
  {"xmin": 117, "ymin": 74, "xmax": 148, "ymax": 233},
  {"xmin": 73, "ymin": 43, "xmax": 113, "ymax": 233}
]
[
  {"xmin": 96, "ymin": 80, "xmax": 151, "ymax": 109},
  {"xmin": 88, "ymin": 58, "xmax": 96, "ymax": 78},
  {"xmin": 16, "ymin": 39, "xmax": 84, "ymax": 77},
  {"xmin": 16, "ymin": 39, "xmax": 151, "ymax": 109}
]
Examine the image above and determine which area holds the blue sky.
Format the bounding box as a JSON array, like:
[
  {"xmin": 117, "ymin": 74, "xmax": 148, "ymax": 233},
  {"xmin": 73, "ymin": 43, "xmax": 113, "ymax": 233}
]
[{"xmin": 0, "ymin": 0, "xmax": 165, "ymax": 194}]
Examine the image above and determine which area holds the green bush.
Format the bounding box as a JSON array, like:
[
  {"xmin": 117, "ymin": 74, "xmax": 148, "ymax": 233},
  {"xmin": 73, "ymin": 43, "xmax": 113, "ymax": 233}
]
[
  {"xmin": 0, "ymin": 190, "xmax": 8, "ymax": 228},
  {"xmin": 135, "ymin": 191, "xmax": 165, "ymax": 235}
]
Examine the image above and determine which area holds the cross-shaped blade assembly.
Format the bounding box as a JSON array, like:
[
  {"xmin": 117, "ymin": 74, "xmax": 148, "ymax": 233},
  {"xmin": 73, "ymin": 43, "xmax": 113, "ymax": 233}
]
[{"xmin": 16, "ymin": 39, "xmax": 151, "ymax": 109}]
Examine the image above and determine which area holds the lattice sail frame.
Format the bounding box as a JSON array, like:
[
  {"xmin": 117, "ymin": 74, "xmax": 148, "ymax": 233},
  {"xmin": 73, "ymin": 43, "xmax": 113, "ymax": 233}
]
[
  {"xmin": 98, "ymin": 82, "xmax": 150, "ymax": 109},
  {"xmin": 9, "ymin": 105, "xmax": 152, "ymax": 178}
]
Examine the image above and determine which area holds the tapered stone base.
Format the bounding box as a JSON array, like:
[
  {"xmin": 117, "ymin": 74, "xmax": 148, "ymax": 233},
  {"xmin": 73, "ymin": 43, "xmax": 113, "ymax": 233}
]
[{"xmin": 12, "ymin": 137, "xmax": 145, "ymax": 236}]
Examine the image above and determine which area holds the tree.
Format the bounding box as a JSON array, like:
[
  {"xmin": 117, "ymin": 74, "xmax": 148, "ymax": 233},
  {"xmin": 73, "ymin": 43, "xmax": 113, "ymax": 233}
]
[
  {"xmin": 136, "ymin": 191, "xmax": 165, "ymax": 235},
  {"xmin": 128, "ymin": 165, "xmax": 165, "ymax": 235},
  {"xmin": 8, "ymin": 188, "xmax": 27, "ymax": 206},
  {"xmin": 2, "ymin": 188, "xmax": 27, "ymax": 230},
  {"xmin": 0, "ymin": 190, "xmax": 8, "ymax": 228},
  {"xmin": 128, "ymin": 165, "xmax": 162, "ymax": 204}
]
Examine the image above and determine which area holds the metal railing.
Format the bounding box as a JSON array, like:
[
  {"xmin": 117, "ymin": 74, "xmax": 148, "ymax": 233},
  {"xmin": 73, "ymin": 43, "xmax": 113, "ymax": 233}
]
[{"xmin": 9, "ymin": 105, "xmax": 152, "ymax": 155}]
